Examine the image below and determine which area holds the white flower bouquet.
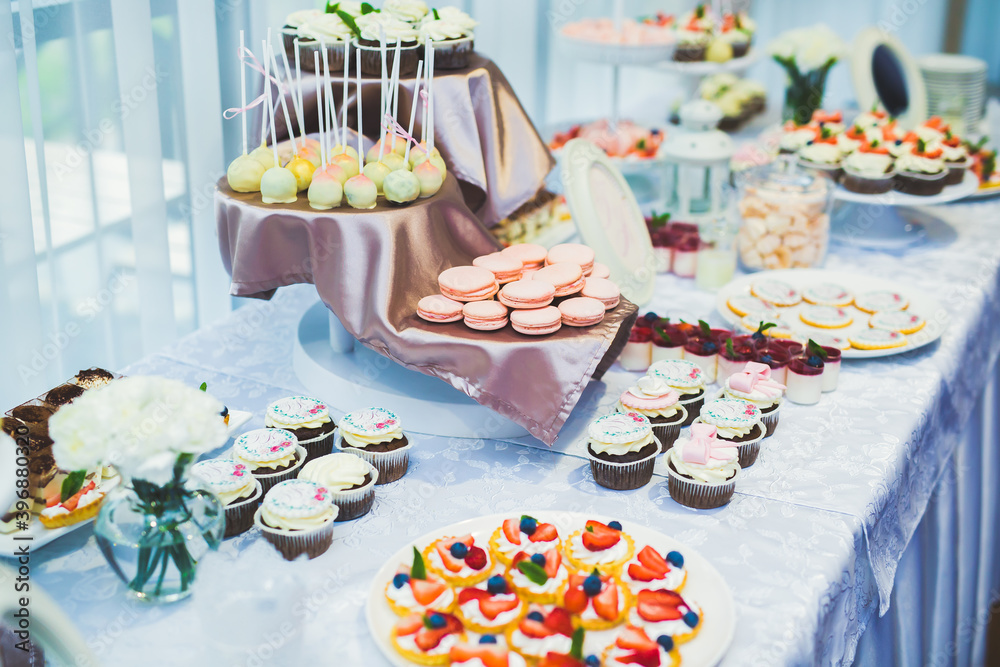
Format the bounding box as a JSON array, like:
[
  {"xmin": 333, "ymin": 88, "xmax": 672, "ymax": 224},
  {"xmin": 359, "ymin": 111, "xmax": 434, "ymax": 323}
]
[{"xmin": 768, "ymin": 24, "xmax": 847, "ymax": 125}]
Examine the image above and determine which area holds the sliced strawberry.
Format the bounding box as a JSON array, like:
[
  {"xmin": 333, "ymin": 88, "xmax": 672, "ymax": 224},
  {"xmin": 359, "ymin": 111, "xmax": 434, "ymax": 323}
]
[
  {"xmin": 618, "ymin": 648, "xmax": 661, "ymax": 667},
  {"xmin": 62, "ymin": 494, "xmax": 81, "ymax": 512},
  {"xmin": 636, "ymin": 546, "xmax": 670, "ymax": 576},
  {"xmin": 510, "ymin": 551, "xmax": 531, "ymax": 567},
  {"xmin": 464, "ymin": 546, "xmax": 488, "ymax": 571},
  {"xmin": 396, "ymin": 614, "xmax": 424, "ymax": 636},
  {"xmin": 582, "ymin": 521, "xmax": 621, "ymax": 552},
  {"xmin": 502, "ymin": 518, "xmax": 522, "ymax": 545},
  {"xmin": 529, "ymin": 523, "xmax": 558, "ymax": 543},
  {"xmin": 479, "ymin": 595, "xmax": 520, "ymax": 620},
  {"xmin": 519, "ymin": 618, "xmax": 554, "ymax": 639},
  {"xmin": 563, "ymin": 585, "xmax": 588, "ymax": 614},
  {"xmin": 627, "ymin": 563, "xmax": 661, "ymax": 582},
  {"xmin": 410, "ymin": 579, "xmax": 447, "ymax": 606},
  {"xmin": 538, "ymin": 654, "xmax": 584, "ymax": 667},
  {"xmin": 456, "ymin": 534, "xmax": 475, "ymax": 547},
  {"xmin": 544, "ymin": 607, "xmax": 575, "ymax": 637},
  {"xmin": 616, "ymin": 625, "xmax": 657, "ymax": 651},
  {"xmin": 45, "ymin": 494, "xmax": 60, "ymax": 508},
  {"xmin": 543, "ymin": 549, "xmax": 562, "ymax": 578},
  {"xmin": 636, "ymin": 589, "xmax": 684, "ymax": 622},
  {"xmin": 458, "ymin": 588, "xmax": 491, "ymax": 605},
  {"xmin": 435, "ymin": 541, "xmax": 465, "ymax": 573},
  {"xmin": 593, "ymin": 581, "xmax": 620, "ymax": 621},
  {"xmin": 415, "ymin": 628, "xmax": 448, "ymax": 651},
  {"xmin": 450, "ymin": 645, "xmax": 508, "ymax": 667}
]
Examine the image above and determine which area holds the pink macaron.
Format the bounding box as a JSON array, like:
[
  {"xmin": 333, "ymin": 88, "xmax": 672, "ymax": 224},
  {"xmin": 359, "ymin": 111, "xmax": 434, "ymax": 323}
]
[
  {"xmin": 500, "ymin": 243, "xmax": 547, "ymax": 271},
  {"xmin": 472, "ymin": 253, "xmax": 523, "ymax": 284},
  {"xmin": 546, "ymin": 243, "xmax": 595, "ymax": 276},
  {"xmin": 530, "ymin": 262, "xmax": 584, "ymax": 297},
  {"xmin": 438, "ymin": 266, "xmax": 499, "ymax": 302},
  {"xmin": 417, "ymin": 295, "xmax": 464, "ymax": 323},
  {"xmin": 498, "ymin": 279, "xmax": 555, "ymax": 309},
  {"xmin": 510, "ymin": 306, "xmax": 562, "ymax": 336},
  {"xmin": 591, "ymin": 262, "xmax": 610, "ymax": 279},
  {"xmin": 581, "ymin": 277, "xmax": 621, "ymax": 310},
  {"xmin": 463, "ymin": 300, "xmax": 509, "ymax": 331},
  {"xmin": 558, "ymin": 297, "xmax": 605, "ymax": 327}
]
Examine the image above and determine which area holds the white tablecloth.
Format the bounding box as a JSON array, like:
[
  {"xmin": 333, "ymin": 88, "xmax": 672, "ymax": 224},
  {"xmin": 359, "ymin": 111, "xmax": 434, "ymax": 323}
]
[{"xmin": 30, "ymin": 198, "xmax": 1000, "ymax": 666}]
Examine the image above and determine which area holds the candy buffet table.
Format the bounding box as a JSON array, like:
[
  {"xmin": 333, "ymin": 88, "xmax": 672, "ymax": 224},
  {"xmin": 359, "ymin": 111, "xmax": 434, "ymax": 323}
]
[{"xmin": 33, "ymin": 199, "xmax": 1000, "ymax": 665}]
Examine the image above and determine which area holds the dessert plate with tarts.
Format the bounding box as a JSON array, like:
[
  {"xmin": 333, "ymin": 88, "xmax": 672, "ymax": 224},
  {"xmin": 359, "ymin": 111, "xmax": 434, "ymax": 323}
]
[
  {"xmin": 716, "ymin": 269, "xmax": 946, "ymax": 359},
  {"xmin": 366, "ymin": 511, "xmax": 735, "ymax": 666}
]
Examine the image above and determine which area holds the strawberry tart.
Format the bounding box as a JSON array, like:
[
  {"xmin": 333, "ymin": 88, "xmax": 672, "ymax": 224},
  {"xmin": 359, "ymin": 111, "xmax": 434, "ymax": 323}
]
[
  {"xmin": 455, "ymin": 575, "xmax": 527, "ymax": 633},
  {"xmin": 490, "ymin": 515, "xmax": 562, "ymax": 565},
  {"xmin": 601, "ymin": 625, "xmax": 681, "ymax": 667},
  {"xmin": 629, "ymin": 589, "xmax": 702, "ymax": 645},
  {"xmin": 564, "ymin": 520, "xmax": 635, "ymax": 573},
  {"xmin": 621, "ymin": 545, "xmax": 688, "ymax": 594},
  {"xmin": 391, "ymin": 611, "xmax": 466, "ymax": 666},
  {"xmin": 506, "ymin": 549, "xmax": 569, "ymax": 604},
  {"xmin": 385, "ymin": 547, "xmax": 456, "ymax": 616},
  {"xmin": 424, "ymin": 534, "xmax": 495, "ymax": 586},
  {"xmin": 506, "ymin": 606, "xmax": 576, "ymax": 661},
  {"xmin": 562, "ymin": 568, "xmax": 631, "ymax": 631},
  {"xmin": 449, "ymin": 635, "xmax": 528, "ymax": 667}
]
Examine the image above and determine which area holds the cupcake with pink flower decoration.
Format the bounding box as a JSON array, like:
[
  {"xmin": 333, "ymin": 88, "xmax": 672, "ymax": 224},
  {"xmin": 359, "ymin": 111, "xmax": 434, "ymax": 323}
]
[
  {"xmin": 721, "ymin": 361, "xmax": 786, "ymax": 437},
  {"xmin": 190, "ymin": 458, "xmax": 262, "ymax": 538},
  {"xmin": 615, "ymin": 376, "xmax": 687, "ymax": 452}
]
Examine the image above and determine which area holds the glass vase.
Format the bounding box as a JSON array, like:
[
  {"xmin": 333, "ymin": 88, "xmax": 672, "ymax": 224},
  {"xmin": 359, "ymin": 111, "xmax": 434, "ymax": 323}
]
[
  {"xmin": 94, "ymin": 455, "xmax": 224, "ymax": 603},
  {"xmin": 782, "ymin": 66, "xmax": 831, "ymax": 126}
]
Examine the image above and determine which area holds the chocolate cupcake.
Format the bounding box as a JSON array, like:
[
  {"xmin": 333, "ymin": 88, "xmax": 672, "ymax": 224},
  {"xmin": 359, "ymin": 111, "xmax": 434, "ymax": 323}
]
[
  {"xmin": 841, "ymin": 150, "xmax": 896, "ymax": 195},
  {"xmin": 893, "ymin": 150, "xmax": 948, "ymax": 196},
  {"xmin": 264, "ymin": 396, "xmax": 336, "ymax": 463},
  {"xmin": 666, "ymin": 424, "xmax": 740, "ymax": 509},
  {"xmin": 190, "ymin": 458, "xmax": 263, "ymax": 538},
  {"xmin": 647, "ymin": 359, "xmax": 708, "ymax": 426},
  {"xmin": 585, "ymin": 412, "xmax": 659, "ymax": 491},
  {"xmin": 354, "ymin": 14, "xmax": 420, "ymax": 76},
  {"xmin": 615, "ymin": 376, "xmax": 687, "ymax": 452},
  {"xmin": 232, "ymin": 428, "xmax": 306, "ymax": 493},
  {"xmin": 694, "ymin": 398, "xmax": 765, "ymax": 469},
  {"xmin": 299, "ymin": 452, "xmax": 378, "ymax": 521},
  {"xmin": 720, "ymin": 361, "xmax": 786, "ymax": 437},
  {"xmin": 255, "ymin": 479, "xmax": 337, "ymax": 560},
  {"xmin": 418, "ymin": 18, "xmax": 474, "ymax": 70},
  {"xmin": 336, "ymin": 407, "xmax": 411, "ymax": 484},
  {"xmin": 45, "ymin": 384, "xmax": 85, "ymax": 407}
]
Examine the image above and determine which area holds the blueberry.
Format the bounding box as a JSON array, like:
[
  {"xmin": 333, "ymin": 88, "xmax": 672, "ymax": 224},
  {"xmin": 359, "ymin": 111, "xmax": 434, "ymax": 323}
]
[
  {"xmin": 752, "ymin": 332, "xmax": 764, "ymax": 342},
  {"xmin": 429, "ymin": 613, "xmax": 446, "ymax": 629},
  {"xmin": 643, "ymin": 311, "xmax": 659, "ymax": 323},
  {"xmin": 585, "ymin": 656, "xmax": 601, "ymax": 667},
  {"xmin": 703, "ymin": 341, "xmax": 718, "ymax": 354},
  {"xmin": 895, "ymin": 139, "xmax": 903, "ymax": 145},
  {"xmin": 666, "ymin": 551, "xmax": 684, "ymax": 568},
  {"xmin": 392, "ymin": 573, "xmax": 410, "ymax": 589},
  {"xmin": 486, "ymin": 575, "xmax": 508, "ymax": 595},
  {"xmin": 760, "ymin": 354, "xmax": 773, "ymax": 364},
  {"xmin": 519, "ymin": 516, "xmax": 537, "ymax": 535},
  {"xmin": 807, "ymin": 355, "xmax": 823, "ymax": 368},
  {"xmin": 526, "ymin": 611, "xmax": 544, "ymax": 622},
  {"xmin": 657, "ymin": 635, "xmax": 675, "ymax": 651},
  {"xmin": 449, "ymin": 542, "xmax": 468, "ymax": 559},
  {"xmin": 583, "ymin": 574, "xmax": 602, "ymax": 597},
  {"xmin": 530, "ymin": 553, "xmax": 547, "ymax": 567},
  {"xmin": 683, "ymin": 611, "xmax": 699, "ymax": 628},
  {"xmin": 607, "ymin": 520, "xmax": 622, "ymax": 531},
  {"xmin": 479, "ymin": 634, "xmax": 498, "ymax": 644}
]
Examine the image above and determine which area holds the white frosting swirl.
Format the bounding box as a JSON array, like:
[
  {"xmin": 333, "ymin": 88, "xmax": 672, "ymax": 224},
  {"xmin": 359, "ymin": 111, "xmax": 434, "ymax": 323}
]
[
  {"xmin": 384, "ymin": 0, "xmax": 428, "ymax": 22},
  {"xmin": 299, "ymin": 453, "xmax": 373, "ymax": 492},
  {"xmin": 509, "ymin": 629, "xmax": 572, "ymax": 658},
  {"xmin": 298, "ymin": 14, "xmax": 354, "ymax": 42},
  {"xmin": 284, "ymin": 9, "xmax": 322, "ymax": 28},
  {"xmin": 386, "ymin": 579, "xmax": 455, "ymax": 611},
  {"xmin": 799, "ymin": 142, "xmax": 841, "ymax": 165},
  {"xmin": 843, "ymin": 151, "xmax": 894, "ymax": 178},
  {"xmin": 421, "ymin": 7, "xmax": 478, "ymax": 32},
  {"xmin": 588, "ymin": 430, "xmax": 654, "ymax": 456},
  {"xmin": 941, "ymin": 144, "xmax": 969, "ymax": 163},
  {"xmin": 895, "ymin": 152, "xmax": 944, "ymax": 174},
  {"xmin": 420, "ymin": 18, "xmax": 470, "ymax": 41},
  {"xmin": 355, "ymin": 13, "xmax": 419, "ymax": 43},
  {"xmin": 460, "ymin": 593, "xmax": 522, "ymax": 627},
  {"xmin": 780, "ymin": 128, "xmax": 816, "ymax": 152}
]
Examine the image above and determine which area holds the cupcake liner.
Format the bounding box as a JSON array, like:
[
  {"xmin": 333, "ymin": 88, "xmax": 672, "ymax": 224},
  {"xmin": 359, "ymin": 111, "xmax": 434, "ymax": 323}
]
[
  {"xmin": 247, "ymin": 445, "xmax": 307, "ymax": 494},
  {"xmin": 678, "ymin": 395, "xmax": 704, "ymax": 426},
  {"xmin": 223, "ymin": 479, "xmax": 263, "ymax": 539},
  {"xmin": 692, "ymin": 417, "xmax": 765, "ymax": 469},
  {"xmin": 666, "ymin": 462, "xmax": 739, "ymax": 509},
  {"xmin": 652, "ymin": 407, "xmax": 687, "ymax": 452},
  {"xmin": 432, "ymin": 36, "xmax": 474, "ymax": 70},
  {"xmin": 298, "ymin": 39, "xmax": 348, "ymax": 74},
  {"xmin": 355, "ymin": 41, "xmax": 420, "ymax": 76},
  {"xmin": 296, "ymin": 429, "xmax": 336, "ymax": 463},
  {"xmin": 253, "ymin": 505, "xmax": 338, "ymax": 560},
  {"xmin": 759, "ymin": 403, "xmax": 781, "ymax": 437},
  {"xmin": 586, "ymin": 440, "xmax": 660, "ymax": 491},
  {"xmin": 330, "ymin": 464, "xmax": 379, "ymax": 521},
  {"xmin": 336, "ymin": 433, "xmax": 412, "ymax": 484}
]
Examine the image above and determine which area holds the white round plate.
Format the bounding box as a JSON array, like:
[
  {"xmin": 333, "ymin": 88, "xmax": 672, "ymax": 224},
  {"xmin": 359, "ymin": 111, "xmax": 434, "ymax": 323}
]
[
  {"xmin": 715, "ymin": 268, "xmax": 947, "ymax": 359},
  {"xmin": 651, "ymin": 48, "xmax": 761, "ymax": 76},
  {"xmin": 833, "ymin": 169, "xmax": 978, "ymax": 205},
  {"xmin": 365, "ymin": 510, "xmax": 736, "ymax": 666}
]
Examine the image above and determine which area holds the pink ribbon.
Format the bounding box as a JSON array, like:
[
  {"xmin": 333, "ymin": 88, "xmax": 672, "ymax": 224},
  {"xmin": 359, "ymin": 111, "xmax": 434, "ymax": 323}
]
[
  {"xmin": 382, "ymin": 113, "xmax": 422, "ymax": 152},
  {"xmin": 683, "ymin": 423, "xmax": 727, "ymax": 465},
  {"xmin": 729, "ymin": 361, "xmax": 786, "ymax": 395},
  {"xmin": 223, "ymin": 46, "xmax": 288, "ymax": 120}
]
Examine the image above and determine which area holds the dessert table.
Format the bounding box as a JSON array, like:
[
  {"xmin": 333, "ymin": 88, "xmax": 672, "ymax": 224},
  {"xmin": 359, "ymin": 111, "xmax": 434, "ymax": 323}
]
[{"xmin": 31, "ymin": 198, "xmax": 1000, "ymax": 666}]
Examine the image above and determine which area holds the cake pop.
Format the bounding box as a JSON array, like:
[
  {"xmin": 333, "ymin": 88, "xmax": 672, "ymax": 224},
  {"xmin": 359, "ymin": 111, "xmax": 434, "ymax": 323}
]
[
  {"xmin": 249, "ymin": 142, "xmax": 280, "ymax": 170},
  {"xmin": 314, "ymin": 48, "xmax": 352, "ymax": 187},
  {"xmin": 260, "ymin": 42, "xmax": 297, "ymax": 204},
  {"xmin": 329, "ymin": 48, "xmax": 361, "ymax": 177},
  {"xmin": 362, "ymin": 32, "xmax": 394, "ymax": 195},
  {"xmin": 308, "ymin": 52, "xmax": 343, "ymax": 210},
  {"xmin": 344, "ymin": 49, "xmax": 377, "ymax": 210},
  {"xmin": 272, "ymin": 47, "xmax": 314, "ymax": 191},
  {"xmin": 383, "ymin": 61, "xmax": 423, "ymax": 206},
  {"xmin": 289, "ymin": 41, "xmax": 321, "ymax": 157},
  {"xmin": 415, "ymin": 39, "xmax": 443, "ymax": 198},
  {"xmin": 227, "ymin": 31, "xmax": 267, "ymax": 192}
]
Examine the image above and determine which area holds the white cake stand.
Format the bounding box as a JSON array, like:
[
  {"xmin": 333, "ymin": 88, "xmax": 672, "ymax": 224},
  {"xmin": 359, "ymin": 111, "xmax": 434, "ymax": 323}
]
[
  {"xmin": 292, "ymin": 301, "xmax": 531, "ymax": 439},
  {"xmin": 830, "ymin": 170, "xmax": 978, "ymax": 249}
]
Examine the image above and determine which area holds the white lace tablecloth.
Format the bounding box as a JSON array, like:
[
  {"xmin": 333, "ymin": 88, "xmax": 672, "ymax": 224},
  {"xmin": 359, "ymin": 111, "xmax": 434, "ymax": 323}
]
[{"xmin": 30, "ymin": 199, "xmax": 1000, "ymax": 666}]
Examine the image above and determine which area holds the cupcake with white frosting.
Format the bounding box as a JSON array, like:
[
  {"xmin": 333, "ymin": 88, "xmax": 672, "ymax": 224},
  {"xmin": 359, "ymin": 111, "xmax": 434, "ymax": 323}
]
[
  {"xmin": 294, "ymin": 13, "xmax": 355, "ymax": 73},
  {"xmin": 665, "ymin": 423, "xmax": 740, "ymax": 509},
  {"xmin": 336, "ymin": 407, "xmax": 412, "ymax": 483},
  {"xmin": 419, "ymin": 10, "xmax": 478, "ymax": 69},
  {"xmin": 384, "ymin": 0, "xmax": 429, "ymax": 23},
  {"xmin": 254, "ymin": 479, "xmax": 338, "ymax": 560},
  {"xmin": 264, "ymin": 396, "xmax": 336, "ymax": 462},
  {"xmin": 585, "ymin": 412, "xmax": 659, "ymax": 491},
  {"xmin": 299, "ymin": 452, "xmax": 378, "ymax": 521},
  {"xmin": 694, "ymin": 397, "xmax": 765, "ymax": 468},
  {"xmin": 615, "ymin": 376, "xmax": 687, "ymax": 451},
  {"xmin": 841, "ymin": 145, "xmax": 896, "ymax": 194},
  {"xmin": 190, "ymin": 458, "xmax": 262, "ymax": 538},
  {"xmin": 647, "ymin": 359, "xmax": 708, "ymax": 425},
  {"xmin": 721, "ymin": 361, "xmax": 786, "ymax": 437},
  {"xmin": 797, "ymin": 139, "xmax": 843, "ymax": 181},
  {"xmin": 232, "ymin": 428, "xmax": 307, "ymax": 493},
  {"xmin": 894, "ymin": 144, "xmax": 948, "ymax": 196},
  {"xmin": 354, "ymin": 12, "xmax": 421, "ymax": 76}
]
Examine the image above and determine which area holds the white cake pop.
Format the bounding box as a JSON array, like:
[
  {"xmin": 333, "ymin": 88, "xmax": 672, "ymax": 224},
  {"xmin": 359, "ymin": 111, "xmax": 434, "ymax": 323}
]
[
  {"xmin": 345, "ymin": 49, "xmax": 378, "ymax": 209},
  {"xmin": 308, "ymin": 169, "xmax": 343, "ymax": 209},
  {"xmin": 249, "ymin": 142, "xmax": 280, "ymax": 170},
  {"xmin": 383, "ymin": 168, "xmax": 420, "ymax": 205},
  {"xmin": 414, "ymin": 159, "xmax": 443, "ymax": 198},
  {"xmin": 260, "ymin": 40, "xmax": 298, "ymax": 205},
  {"xmin": 227, "ymin": 155, "xmax": 266, "ymax": 192}
]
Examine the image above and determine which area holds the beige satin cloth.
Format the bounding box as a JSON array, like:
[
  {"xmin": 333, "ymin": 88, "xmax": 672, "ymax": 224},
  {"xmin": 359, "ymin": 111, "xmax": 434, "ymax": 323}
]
[
  {"xmin": 215, "ymin": 176, "xmax": 636, "ymax": 444},
  {"xmin": 269, "ymin": 53, "xmax": 555, "ymax": 227}
]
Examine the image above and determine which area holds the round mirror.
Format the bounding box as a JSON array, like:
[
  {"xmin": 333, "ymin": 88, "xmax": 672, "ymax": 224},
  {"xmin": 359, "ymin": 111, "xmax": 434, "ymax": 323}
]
[{"xmin": 872, "ymin": 44, "xmax": 909, "ymax": 117}]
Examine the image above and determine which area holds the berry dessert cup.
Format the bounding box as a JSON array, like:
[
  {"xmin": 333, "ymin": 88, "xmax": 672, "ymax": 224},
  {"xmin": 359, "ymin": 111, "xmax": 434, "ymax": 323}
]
[
  {"xmin": 682, "ymin": 336, "xmax": 720, "ymax": 384},
  {"xmin": 620, "ymin": 325, "xmax": 653, "ymax": 372},
  {"xmin": 821, "ymin": 346, "xmax": 842, "ymax": 392},
  {"xmin": 651, "ymin": 324, "xmax": 687, "ymax": 363},
  {"xmin": 786, "ymin": 356, "xmax": 824, "ymax": 405},
  {"xmin": 753, "ymin": 344, "xmax": 791, "ymax": 385},
  {"xmin": 718, "ymin": 335, "xmax": 755, "ymax": 381}
]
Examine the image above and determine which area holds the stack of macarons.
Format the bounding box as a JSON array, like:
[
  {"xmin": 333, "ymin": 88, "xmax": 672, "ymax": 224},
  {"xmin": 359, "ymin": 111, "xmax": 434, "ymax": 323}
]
[{"xmin": 416, "ymin": 242, "xmax": 622, "ymax": 336}]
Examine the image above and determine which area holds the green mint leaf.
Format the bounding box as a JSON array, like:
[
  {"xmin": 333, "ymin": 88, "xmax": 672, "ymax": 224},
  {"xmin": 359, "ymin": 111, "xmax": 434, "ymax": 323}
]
[
  {"xmin": 726, "ymin": 337, "xmax": 735, "ymax": 357},
  {"xmin": 433, "ymin": 7, "xmax": 440, "ymax": 19},
  {"xmin": 360, "ymin": 2, "xmax": 376, "ymax": 13},
  {"xmin": 336, "ymin": 10, "xmax": 362, "ymax": 38},
  {"xmin": 655, "ymin": 326, "xmax": 672, "ymax": 345},
  {"xmin": 325, "ymin": 1, "xmax": 340, "ymax": 13},
  {"xmin": 585, "ymin": 524, "xmax": 593, "ymax": 533},
  {"xmin": 698, "ymin": 319, "xmax": 711, "ymax": 338},
  {"xmin": 422, "ymin": 614, "xmax": 434, "ymax": 629},
  {"xmin": 516, "ymin": 560, "xmax": 549, "ymax": 585},
  {"xmin": 61, "ymin": 470, "xmax": 86, "ymax": 502},
  {"xmin": 411, "ymin": 546, "xmax": 427, "ymax": 580},
  {"xmin": 199, "ymin": 382, "xmax": 207, "ymax": 391},
  {"xmin": 570, "ymin": 628, "xmax": 585, "ymax": 659},
  {"xmin": 917, "ymin": 138, "xmax": 927, "ymax": 154},
  {"xmin": 807, "ymin": 339, "xmax": 829, "ymax": 359}
]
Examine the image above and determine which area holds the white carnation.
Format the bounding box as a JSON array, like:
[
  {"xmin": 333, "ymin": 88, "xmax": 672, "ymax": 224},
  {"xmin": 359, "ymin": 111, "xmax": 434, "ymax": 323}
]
[{"xmin": 768, "ymin": 24, "xmax": 846, "ymax": 73}]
